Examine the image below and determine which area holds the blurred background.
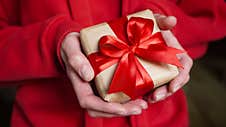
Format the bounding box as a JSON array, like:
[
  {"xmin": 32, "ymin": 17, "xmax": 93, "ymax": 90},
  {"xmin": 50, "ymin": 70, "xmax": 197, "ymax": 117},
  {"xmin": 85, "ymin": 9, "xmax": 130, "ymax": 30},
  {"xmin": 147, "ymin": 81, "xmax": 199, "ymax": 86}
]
[
  {"xmin": 0, "ymin": 38, "xmax": 225, "ymax": 127},
  {"xmin": 184, "ymin": 38, "xmax": 226, "ymax": 127},
  {"xmin": 0, "ymin": 87, "xmax": 16, "ymax": 127}
]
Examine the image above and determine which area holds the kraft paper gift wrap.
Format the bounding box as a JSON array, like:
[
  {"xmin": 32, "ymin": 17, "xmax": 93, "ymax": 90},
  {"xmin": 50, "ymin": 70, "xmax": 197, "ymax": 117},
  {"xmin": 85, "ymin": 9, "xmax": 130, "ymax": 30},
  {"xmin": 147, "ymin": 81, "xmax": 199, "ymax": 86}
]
[{"xmin": 80, "ymin": 9, "xmax": 182, "ymax": 103}]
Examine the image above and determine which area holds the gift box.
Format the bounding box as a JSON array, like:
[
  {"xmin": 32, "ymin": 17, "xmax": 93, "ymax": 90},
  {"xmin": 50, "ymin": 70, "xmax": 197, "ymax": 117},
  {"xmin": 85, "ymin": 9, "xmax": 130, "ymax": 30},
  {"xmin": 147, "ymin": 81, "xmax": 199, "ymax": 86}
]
[{"xmin": 80, "ymin": 9, "xmax": 183, "ymax": 103}]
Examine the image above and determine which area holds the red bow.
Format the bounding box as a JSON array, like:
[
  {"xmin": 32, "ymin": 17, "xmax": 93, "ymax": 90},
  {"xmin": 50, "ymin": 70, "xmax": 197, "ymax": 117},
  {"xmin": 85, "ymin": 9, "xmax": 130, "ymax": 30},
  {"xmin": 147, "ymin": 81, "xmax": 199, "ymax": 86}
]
[{"xmin": 88, "ymin": 17, "xmax": 183, "ymax": 99}]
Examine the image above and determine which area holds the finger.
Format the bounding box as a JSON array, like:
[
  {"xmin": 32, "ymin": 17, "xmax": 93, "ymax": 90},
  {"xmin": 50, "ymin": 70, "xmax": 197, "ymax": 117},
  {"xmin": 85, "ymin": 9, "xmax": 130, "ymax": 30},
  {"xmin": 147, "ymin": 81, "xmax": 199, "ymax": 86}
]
[
  {"xmin": 81, "ymin": 95, "xmax": 128, "ymax": 115},
  {"xmin": 183, "ymin": 75, "xmax": 190, "ymax": 85},
  {"xmin": 68, "ymin": 52, "xmax": 94, "ymax": 81},
  {"xmin": 62, "ymin": 32, "xmax": 81, "ymax": 52},
  {"xmin": 169, "ymin": 54, "xmax": 193, "ymax": 93},
  {"xmin": 67, "ymin": 69, "xmax": 128, "ymax": 115},
  {"xmin": 126, "ymin": 99, "xmax": 148, "ymax": 110},
  {"xmin": 121, "ymin": 99, "xmax": 146, "ymax": 115},
  {"xmin": 154, "ymin": 14, "xmax": 177, "ymax": 30},
  {"xmin": 178, "ymin": 53, "xmax": 193, "ymax": 73},
  {"xmin": 161, "ymin": 30, "xmax": 184, "ymax": 49},
  {"xmin": 62, "ymin": 34, "xmax": 94, "ymax": 81},
  {"xmin": 87, "ymin": 110, "xmax": 118, "ymax": 118},
  {"xmin": 169, "ymin": 70, "xmax": 187, "ymax": 93},
  {"xmin": 87, "ymin": 99, "xmax": 147, "ymax": 118},
  {"xmin": 84, "ymin": 97, "xmax": 147, "ymax": 116},
  {"xmin": 148, "ymin": 86, "xmax": 168, "ymax": 103},
  {"xmin": 67, "ymin": 59, "xmax": 146, "ymax": 116}
]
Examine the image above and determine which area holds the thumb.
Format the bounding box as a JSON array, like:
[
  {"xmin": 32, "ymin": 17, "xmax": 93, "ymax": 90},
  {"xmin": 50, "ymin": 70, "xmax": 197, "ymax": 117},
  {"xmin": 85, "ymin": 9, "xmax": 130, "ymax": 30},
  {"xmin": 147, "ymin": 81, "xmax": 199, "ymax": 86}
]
[
  {"xmin": 154, "ymin": 14, "xmax": 177, "ymax": 30},
  {"xmin": 61, "ymin": 32, "xmax": 94, "ymax": 81}
]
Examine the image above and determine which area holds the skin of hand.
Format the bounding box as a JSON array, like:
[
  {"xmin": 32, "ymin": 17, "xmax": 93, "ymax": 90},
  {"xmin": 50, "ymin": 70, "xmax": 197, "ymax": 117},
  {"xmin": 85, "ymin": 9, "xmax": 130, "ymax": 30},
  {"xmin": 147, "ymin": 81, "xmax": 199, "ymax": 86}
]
[
  {"xmin": 60, "ymin": 33, "xmax": 148, "ymax": 118},
  {"xmin": 60, "ymin": 14, "xmax": 193, "ymax": 117},
  {"xmin": 147, "ymin": 14, "xmax": 193, "ymax": 103}
]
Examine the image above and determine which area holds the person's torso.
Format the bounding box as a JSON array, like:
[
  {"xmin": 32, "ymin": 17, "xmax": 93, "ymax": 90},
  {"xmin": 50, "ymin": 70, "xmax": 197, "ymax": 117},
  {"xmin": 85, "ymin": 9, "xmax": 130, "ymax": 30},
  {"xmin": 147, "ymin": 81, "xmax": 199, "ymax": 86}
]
[{"xmin": 11, "ymin": 1, "xmax": 188, "ymax": 127}]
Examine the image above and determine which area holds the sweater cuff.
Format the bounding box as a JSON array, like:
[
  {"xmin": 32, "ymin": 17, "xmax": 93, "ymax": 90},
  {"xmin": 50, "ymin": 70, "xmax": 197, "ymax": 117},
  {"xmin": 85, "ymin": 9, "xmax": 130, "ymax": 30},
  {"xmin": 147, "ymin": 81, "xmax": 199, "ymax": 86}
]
[
  {"xmin": 56, "ymin": 19, "xmax": 82, "ymax": 70},
  {"xmin": 43, "ymin": 15, "xmax": 82, "ymax": 72}
]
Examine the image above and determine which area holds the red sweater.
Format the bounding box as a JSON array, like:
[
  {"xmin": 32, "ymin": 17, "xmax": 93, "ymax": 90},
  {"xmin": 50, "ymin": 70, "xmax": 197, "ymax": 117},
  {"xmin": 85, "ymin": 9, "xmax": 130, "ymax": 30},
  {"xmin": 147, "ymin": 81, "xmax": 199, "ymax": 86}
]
[{"xmin": 0, "ymin": 0, "xmax": 225, "ymax": 127}]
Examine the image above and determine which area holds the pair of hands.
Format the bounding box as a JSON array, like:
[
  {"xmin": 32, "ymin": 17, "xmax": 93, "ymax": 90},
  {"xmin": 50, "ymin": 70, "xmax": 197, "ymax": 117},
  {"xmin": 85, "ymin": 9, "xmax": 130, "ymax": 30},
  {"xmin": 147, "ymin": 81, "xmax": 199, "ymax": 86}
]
[{"xmin": 60, "ymin": 14, "xmax": 193, "ymax": 118}]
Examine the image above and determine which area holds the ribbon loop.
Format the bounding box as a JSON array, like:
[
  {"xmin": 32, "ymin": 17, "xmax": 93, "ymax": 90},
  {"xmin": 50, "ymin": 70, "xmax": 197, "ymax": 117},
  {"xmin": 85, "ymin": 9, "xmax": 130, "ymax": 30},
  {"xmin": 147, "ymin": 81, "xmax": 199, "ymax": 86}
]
[
  {"xmin": 127, "ymin": 17, "xmax": 154, "ymax": 45},
  {"xmin": 99, "ymin": 36, "xmax": 129, "ymax": 58}
]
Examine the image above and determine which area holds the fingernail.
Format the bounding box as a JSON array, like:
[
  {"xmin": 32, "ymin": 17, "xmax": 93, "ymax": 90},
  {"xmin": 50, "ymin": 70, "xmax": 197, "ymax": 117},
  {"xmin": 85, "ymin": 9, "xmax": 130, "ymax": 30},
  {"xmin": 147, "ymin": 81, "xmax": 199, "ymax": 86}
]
[
  {"xmin": 81, "ymin": 65, "xmax": 93, "ymax": 81},
  {"xmin": 173, "ymin": 85, "xmax": 181, "ymax": 92},
  {"xmin": 141, "ymin": 102, "xmax": 148, "ymax": 109},
  {"xmin": 118, "ymin": 108, "xmax": 127, "ymax": 115},
  {"xmin": 155, "ymin": 93, "xmax": 165, "ymax": 101},
  {"xmin": 132, "ymin": 108, "xmax": 141, "ymax": 115}
]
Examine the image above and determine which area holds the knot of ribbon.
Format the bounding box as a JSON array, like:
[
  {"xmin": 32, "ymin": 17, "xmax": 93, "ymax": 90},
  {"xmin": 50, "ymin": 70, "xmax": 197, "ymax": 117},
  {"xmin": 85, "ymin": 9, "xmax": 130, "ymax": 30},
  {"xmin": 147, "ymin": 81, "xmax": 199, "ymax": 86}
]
[{"xmin": 88, "ymin": 17, "xmax": 183, "ymax": 99}]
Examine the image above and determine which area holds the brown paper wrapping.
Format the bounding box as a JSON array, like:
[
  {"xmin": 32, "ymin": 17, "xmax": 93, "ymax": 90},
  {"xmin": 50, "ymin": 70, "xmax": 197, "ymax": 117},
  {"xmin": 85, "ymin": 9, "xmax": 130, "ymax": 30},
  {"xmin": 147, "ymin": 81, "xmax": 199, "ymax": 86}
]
[{"xmin": 80, "ymin": 9, "xmax": 179, "ymax": 103}]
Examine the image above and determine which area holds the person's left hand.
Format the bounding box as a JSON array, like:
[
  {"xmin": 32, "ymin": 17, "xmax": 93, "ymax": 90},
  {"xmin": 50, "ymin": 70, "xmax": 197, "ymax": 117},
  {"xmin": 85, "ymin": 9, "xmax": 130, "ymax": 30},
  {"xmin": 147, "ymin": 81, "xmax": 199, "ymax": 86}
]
[{"xmin": 146, "ymin": 14, "xmax": 193, "ymax": 103}]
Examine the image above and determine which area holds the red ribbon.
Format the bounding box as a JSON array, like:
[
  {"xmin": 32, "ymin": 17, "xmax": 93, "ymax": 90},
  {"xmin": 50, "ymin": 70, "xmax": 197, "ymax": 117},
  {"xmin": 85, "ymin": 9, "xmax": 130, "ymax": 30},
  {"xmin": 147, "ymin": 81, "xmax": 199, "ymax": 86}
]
[{"xmin": 88, "ymin": 17, "xmax": 184, "ymax": 99}]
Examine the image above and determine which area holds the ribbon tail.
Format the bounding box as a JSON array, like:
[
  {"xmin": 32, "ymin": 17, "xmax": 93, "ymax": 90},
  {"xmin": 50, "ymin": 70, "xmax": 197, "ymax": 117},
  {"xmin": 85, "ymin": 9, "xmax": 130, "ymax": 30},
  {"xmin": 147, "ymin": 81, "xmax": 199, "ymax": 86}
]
[
  {"xmin": 133, "ymin": 57, "xmax": 154, "ymax": 97},
  {"xmin": 88, "ymin": 53, "xmax": 119, "ymax": 76},
  {"xmin": 108, "ymin": 53, "xmax": 137, "ymax": 99},
  {"xmin": 136, "ymin": 47, "xmax": 184, "ymax": 68}
]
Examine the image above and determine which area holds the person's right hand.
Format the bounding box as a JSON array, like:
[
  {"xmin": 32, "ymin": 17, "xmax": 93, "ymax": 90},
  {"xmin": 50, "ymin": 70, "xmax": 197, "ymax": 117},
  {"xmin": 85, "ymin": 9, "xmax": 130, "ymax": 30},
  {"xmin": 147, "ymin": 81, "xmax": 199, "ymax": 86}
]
[
  {"xmin": 60, "ymin": 32, "xmax": 148, "ymax": 118},
  {"xmin": 146, "ymin": 14, "xmax": 193, "ymax": 103}
]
